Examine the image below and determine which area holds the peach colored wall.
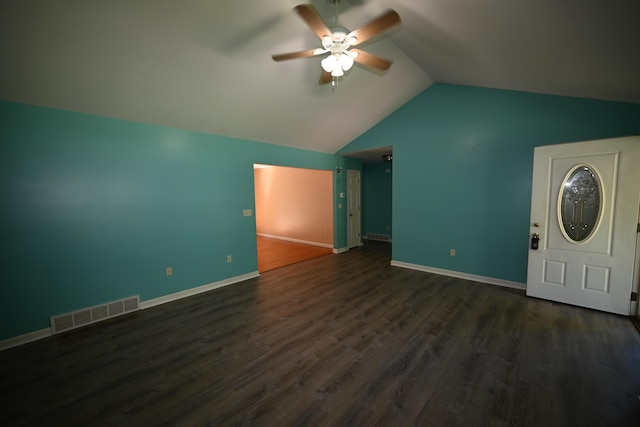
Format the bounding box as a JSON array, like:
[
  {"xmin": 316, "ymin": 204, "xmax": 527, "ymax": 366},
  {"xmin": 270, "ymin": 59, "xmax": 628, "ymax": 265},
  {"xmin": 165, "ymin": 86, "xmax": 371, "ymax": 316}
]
[{"xmin": 254, "ymin": 165, "xmax": 333, "ymax": 246}]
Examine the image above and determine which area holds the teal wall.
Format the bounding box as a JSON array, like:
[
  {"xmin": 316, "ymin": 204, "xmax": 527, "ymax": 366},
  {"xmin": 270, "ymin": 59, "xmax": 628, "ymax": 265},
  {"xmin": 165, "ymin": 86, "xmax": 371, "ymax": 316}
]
[
  {"xmin": 362, "ymin": 162, "xmax": 393, "ymax": 238},
  {"xmin": 0, "ymin": 101, "xmax": 346, "ymax": 340},
  {"xmin": 340, "ymin": 84, "xmax": 640, "ymax": 283}
]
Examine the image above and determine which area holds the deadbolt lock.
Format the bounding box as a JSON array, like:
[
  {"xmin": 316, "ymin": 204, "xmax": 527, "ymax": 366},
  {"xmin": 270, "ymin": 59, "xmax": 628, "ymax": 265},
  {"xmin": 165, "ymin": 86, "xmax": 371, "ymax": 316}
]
[{"xmin": 531, "ymin": 233, "xmax": 540, "ymax": 250}]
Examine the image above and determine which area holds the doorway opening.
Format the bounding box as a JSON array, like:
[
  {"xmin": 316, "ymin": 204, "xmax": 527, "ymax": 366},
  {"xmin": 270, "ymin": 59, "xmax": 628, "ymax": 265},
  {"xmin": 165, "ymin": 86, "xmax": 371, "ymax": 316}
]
[
  {"xmin": 253, "ymin": 164, "xmax": 334, "ymax": 272},
  {"xmin": 342, "ymin": 146, "xmax": 393, "ymax": 248}
]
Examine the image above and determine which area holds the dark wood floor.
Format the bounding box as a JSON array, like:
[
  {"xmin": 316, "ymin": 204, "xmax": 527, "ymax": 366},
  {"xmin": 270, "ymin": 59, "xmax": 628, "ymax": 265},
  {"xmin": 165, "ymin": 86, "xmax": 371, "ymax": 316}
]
[
  {"xmin": 1, "ymin": 241, "xmax": 639, "ymax": 426},
  {"xmin": 257, "ymin": 236, "xmax": 333, "ymax": 272}
]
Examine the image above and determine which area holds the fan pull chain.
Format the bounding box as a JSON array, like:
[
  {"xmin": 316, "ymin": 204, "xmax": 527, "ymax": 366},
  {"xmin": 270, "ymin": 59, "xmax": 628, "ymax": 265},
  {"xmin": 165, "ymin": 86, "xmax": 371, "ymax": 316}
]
[{"xmin": 334, "ymin": 75, "xmax": 340, "ymax": 145}]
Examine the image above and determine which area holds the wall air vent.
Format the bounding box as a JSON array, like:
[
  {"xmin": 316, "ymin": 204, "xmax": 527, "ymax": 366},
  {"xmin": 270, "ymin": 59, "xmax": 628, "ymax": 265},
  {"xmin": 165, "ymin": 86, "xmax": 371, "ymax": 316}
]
[
  {"xmin": 364, "ymin": 233, "xmax": 392, "ymax": 242},
  {"xmin": 50, "ymin": 296, "xmax": 140, "ymax": 334}
]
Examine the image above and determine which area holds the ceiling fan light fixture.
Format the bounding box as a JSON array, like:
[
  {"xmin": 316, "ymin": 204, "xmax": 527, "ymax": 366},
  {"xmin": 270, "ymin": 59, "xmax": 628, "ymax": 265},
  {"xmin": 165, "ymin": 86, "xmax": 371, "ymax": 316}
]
[
  {"xmin": 321, "ymin": 55, "xmax": 336, "ymax": 72},
  {"xmin": 271, "ymin": 4, "xmax": 400, "ymax": 84},
  {"xmin": 338, "ymin": 53, "xmax": 354, "ymax": 71}
]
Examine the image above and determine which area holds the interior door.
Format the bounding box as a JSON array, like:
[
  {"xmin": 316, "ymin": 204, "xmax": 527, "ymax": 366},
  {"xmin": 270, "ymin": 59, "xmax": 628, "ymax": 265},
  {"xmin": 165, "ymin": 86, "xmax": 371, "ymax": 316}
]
[
  {"xmin": 347, "ymin": 169, "xmax": 361, "ymax": 249},
  {"xmin": 527, "ymin": 136, "xmax": 640, "ymax": 315}
]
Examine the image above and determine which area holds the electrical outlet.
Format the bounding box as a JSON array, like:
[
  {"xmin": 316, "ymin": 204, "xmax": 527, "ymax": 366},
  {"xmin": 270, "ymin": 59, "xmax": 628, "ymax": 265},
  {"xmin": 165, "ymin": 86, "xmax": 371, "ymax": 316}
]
[
  {"xmin": 166, "ymin": 266, "xmax": 173, "ymax": 276},
  {"xmin": 450, "ymin": 249, "xmax": 456, "ymax": 257},
  {"xmin": 227, "ymin": 255, "xmax": 232, "ymax": 263}
]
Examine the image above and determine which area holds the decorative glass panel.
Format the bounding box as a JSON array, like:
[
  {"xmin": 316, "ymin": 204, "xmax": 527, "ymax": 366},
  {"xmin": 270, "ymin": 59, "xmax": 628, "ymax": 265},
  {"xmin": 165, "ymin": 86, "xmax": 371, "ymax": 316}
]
[{"xmin": 559, "ymin": 165, "xmax": 601, "ymax": 242}]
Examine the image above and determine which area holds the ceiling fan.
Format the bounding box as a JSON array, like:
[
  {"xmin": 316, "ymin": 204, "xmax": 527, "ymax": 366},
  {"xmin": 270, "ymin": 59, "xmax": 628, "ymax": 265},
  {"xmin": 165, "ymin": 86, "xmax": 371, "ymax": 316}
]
[{"xmin": 272, "ymin": 3, "xmax": 401, "ymax": 84}]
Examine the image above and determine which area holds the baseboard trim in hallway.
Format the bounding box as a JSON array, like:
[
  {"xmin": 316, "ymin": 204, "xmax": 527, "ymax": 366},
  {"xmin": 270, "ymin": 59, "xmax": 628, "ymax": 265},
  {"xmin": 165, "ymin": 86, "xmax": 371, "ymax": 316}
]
[
  {"xmin": 140, "ymin": 271, "xmax": 260, "ymax": 310},
  {"xmin": 391, "ymin": 260, "xmax": 527, "ymax": 290}
]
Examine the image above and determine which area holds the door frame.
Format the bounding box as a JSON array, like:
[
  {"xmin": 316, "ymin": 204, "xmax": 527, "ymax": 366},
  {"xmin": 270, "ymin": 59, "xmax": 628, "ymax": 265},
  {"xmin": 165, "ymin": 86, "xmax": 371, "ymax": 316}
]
[
  {"xmin": 347, "ymin": 169, "xmax": 362, "ymax": 249},
  {"xmin": 632, "ymin": 202, "xmax": 640, "ymax": 318}
]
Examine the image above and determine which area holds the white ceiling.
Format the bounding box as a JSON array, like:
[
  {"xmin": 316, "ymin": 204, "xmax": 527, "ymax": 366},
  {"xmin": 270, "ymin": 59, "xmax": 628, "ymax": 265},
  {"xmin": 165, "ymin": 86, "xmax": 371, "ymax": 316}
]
[{"xmin": 1, "ymin": 0, "xmax": 638, "ymax": 157}]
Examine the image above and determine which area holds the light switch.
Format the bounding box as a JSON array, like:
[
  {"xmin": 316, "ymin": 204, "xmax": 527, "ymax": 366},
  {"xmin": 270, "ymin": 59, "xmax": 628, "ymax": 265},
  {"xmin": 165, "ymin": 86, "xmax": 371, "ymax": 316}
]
[{"xmin": 243, "ymin": 209, "xmax": 252, "ymax": 217}]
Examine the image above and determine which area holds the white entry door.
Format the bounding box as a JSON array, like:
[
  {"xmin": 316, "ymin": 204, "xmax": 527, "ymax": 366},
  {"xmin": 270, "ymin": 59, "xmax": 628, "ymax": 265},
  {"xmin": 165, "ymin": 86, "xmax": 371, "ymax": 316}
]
[
  {"xmin": 347, "ymin": 170, "xmax": 361, "ymax": 249},
  {"xmin": 527, "ymin": 136, "xmax": 640, "ymax": 315}
]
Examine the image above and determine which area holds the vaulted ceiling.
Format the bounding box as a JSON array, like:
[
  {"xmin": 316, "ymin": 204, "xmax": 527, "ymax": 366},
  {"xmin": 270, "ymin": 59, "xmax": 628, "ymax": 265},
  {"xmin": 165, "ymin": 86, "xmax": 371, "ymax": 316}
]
[{"xmin": 1, "ymin": 0, "xmax": 638, "ymax": 155}]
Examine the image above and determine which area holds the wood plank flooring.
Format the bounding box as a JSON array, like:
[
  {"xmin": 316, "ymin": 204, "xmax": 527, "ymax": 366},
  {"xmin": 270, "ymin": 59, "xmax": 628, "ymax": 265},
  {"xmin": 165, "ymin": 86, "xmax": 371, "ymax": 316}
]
[
  {"xmin": 1, "ymin": 241, "xmax": 639, "ymax": 426},
  {"xmin": 257, "ymin": 235, "xmax": 333, "ymax": 272}
]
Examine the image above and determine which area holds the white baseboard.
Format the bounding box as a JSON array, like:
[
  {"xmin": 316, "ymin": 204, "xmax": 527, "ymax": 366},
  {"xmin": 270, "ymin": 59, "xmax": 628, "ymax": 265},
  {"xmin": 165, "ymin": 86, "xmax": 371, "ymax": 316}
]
[
  {"xmin": 333, "ymin": 247, "xmax": 349, "ymax": 254},
  {"xmin": 0, "ymin": 271, "xmax": 260, "ymax": 352},
  {"xmin": 390, "ymin": 260, "xmax": 526, "ymax": 291},
  {"xmin": 140, "ymin": 271, "xmax": 260, "ymax": 309},
  {"xmin": 0, "ymin": 328, "xmax": 52, "ymax": 352},
  {"xmin": 257, "ymin": 233, "xmax": 333, "ymax": 249}
]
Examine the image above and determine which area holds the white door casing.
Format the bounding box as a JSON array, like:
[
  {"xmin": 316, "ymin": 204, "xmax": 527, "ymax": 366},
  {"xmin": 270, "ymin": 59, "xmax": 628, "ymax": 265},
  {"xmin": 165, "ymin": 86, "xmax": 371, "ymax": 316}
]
[
  {"xmin": 633, "ymin": 207, "xmax": 640, "ymax": 318},
  {"xmin": 347, "ymin": 169, "xmax": 361, "ymax": 249},
  {"xmin": 527, "ymin": 136, "xmax": 640, "ymax": 315}
]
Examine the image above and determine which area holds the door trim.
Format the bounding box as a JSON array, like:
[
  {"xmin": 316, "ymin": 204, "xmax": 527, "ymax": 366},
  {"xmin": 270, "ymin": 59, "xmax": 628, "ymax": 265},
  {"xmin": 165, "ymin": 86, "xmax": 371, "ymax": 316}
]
[{"xmin": 347, "ymin": 169, "xmax": 362, "ymax": 249}]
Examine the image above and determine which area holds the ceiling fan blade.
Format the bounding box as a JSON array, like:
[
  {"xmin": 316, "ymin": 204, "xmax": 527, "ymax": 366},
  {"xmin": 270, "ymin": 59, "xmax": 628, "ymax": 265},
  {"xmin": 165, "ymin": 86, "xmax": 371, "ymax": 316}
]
[
  {"xmin": 319, "ymin": 70, "xmax": 332, "ymax": 85},
  {"xmin": 272, "ymin": 48, "xmax": 326, "ymax": 62},
  {"xmin": 351, "ymin": 49, "xmax": 392, "ymax": 71},
  {"xmin": 294, "ymin": 4, "xmax": 332, "ymax": 40},
  {"xmin": 348, "ymin": 10, "xmax": 400, "ymax": 45}
]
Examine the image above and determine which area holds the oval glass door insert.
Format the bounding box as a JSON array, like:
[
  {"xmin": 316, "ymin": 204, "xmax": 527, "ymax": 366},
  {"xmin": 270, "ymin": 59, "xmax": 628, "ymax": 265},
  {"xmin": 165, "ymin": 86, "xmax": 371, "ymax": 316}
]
[{"xmin": 559, "ymin": 165, "xmax": 602, "ymax": 242}]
